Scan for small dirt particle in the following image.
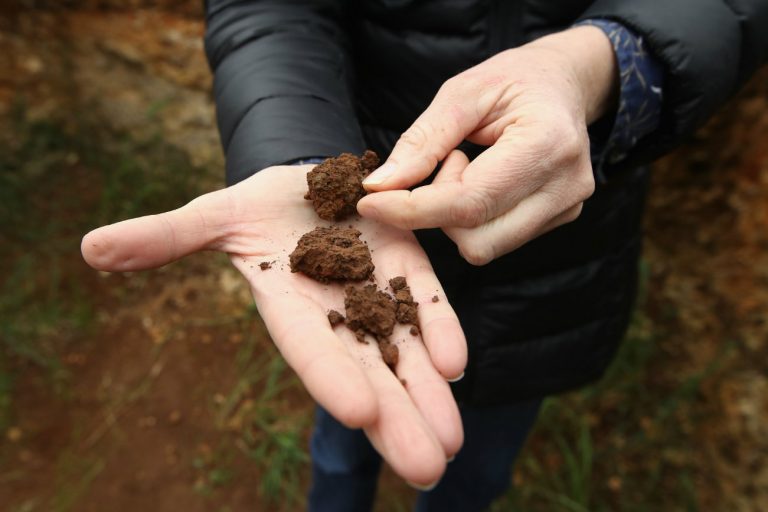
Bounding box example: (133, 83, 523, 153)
(431, 295, 439, 303)
(379, 340, 399, 367)
(327, 310, 345, 326)
(409, 325, 420, 336)
(259, 261, 272, 271)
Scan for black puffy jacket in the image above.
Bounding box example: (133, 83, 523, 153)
(204, 0, 768, 405)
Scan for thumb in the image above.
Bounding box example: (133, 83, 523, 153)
(363, 82, 481, 191)
(81, 190, 230, 272)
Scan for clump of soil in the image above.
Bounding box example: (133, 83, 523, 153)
(344, 284, 396, 340)
(390, 276, 418, 325)
(289, 227, 374, 282)
(431, 295, 439, 303)
(259, 261, 272, 271)
(304, 150, 380, 221)
(344, 284, 399, 367)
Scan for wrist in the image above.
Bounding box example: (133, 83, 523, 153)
(528, 25, 619, 124)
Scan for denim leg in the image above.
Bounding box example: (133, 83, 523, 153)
(308, 406, 382, 512)
(415, 399, 543, 512)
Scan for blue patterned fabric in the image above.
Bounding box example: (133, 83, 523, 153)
(577, 19, 664, 179)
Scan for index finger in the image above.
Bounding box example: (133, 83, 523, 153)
(357, 139, 540, 230)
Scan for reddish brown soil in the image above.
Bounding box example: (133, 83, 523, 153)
(304, 151, 379, 221)
(379, 340, 399, 367)
(289, 227, 374, 283)
(390, 276, 418, 325)
(258, 261, 272, 271)
(344, 284, 396, 340)
(327, 310, 345, 326)
(344, 284, 399, 366)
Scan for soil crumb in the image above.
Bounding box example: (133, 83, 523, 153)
(344, 284, 396, 339)
(431, 295, 439, 303)
(344, 284, 400, 366)
(304, 150, 380, 221)
(409, 325, 420, 336)
(289, 227, 374, 283)
(259, 261, 272, 271)
(380, 340, 399, 367)
(390, 276, 418, 325)
(327, 310, 345, 326)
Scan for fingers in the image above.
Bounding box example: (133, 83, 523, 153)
(361, 358, 448, 487)
(358, 142, 533, 231)
(81, 190, 232, 272)
(444, 191, 585, 266)
(405, 263, 467, 380)
(345, 324, 457, 486)
(362, 81, 482, 192)
(253, 283, 379, 429)
(393, 324, 464, 458)
(432, 149, 470, 185)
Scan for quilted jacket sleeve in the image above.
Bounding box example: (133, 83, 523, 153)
(204, 0, 365, 185)
(578, 0, 768, 167)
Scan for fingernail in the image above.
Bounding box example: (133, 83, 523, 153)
(362, 162, 397, 186)
(407, 479, 439, 492)
(447, 371, 464, 383)
(447, 455, 456, 463)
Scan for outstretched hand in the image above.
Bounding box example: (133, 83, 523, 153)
(81, 164, 467, 487)
(358, 26, 618, 265)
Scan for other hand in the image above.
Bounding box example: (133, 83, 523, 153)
(357, 26, 618, 265)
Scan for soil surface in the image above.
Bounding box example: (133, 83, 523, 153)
(289, 227, 374, 283)
(304, 150, 379, 221)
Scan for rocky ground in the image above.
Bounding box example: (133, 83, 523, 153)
(1, 3, 766, 511)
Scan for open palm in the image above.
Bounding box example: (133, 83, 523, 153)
(81, 164, 467, 486)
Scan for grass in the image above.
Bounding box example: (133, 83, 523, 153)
(214, 313, 310, 507)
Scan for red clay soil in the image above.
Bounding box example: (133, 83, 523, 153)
(389, 276, 419, 325)
(288, 227, 374, 283)
(304, 150, 379, 221)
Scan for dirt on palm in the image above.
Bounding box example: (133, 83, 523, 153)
(288, 227, 374, 282)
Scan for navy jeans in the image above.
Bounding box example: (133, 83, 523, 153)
(308, 399, 543, 512)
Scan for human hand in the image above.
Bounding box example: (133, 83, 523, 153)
(357, 26, 618, 265)
(81, 165, 466, 487)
